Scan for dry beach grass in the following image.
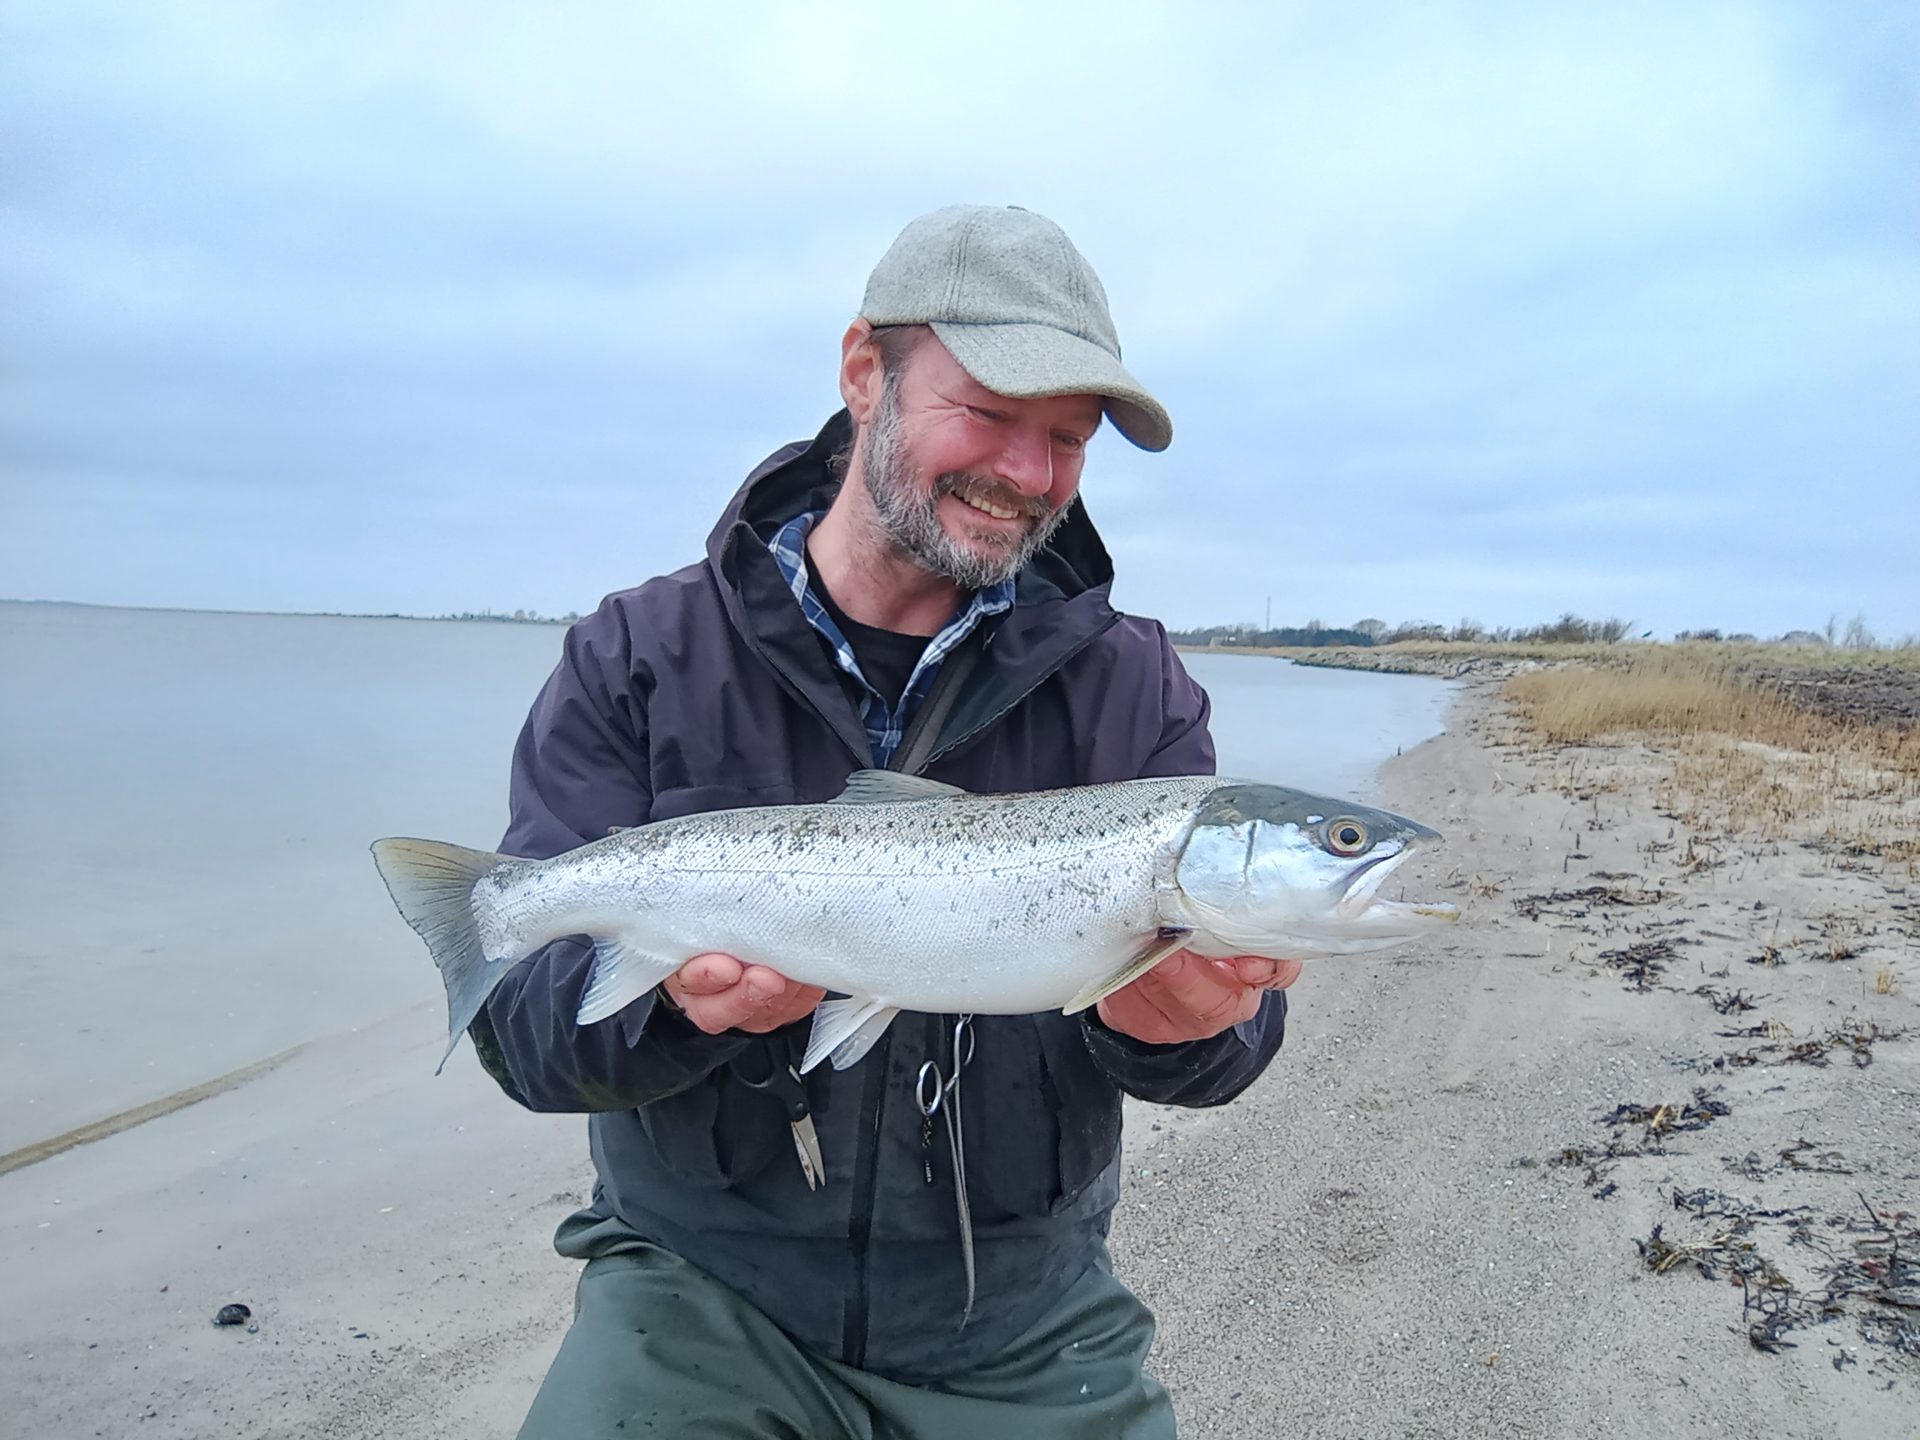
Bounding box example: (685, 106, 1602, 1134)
(1505, 653, 1920, 869)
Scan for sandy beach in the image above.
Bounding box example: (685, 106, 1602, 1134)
(1121, 680, 1916, 1437)
(5, 679, 1915, 1438)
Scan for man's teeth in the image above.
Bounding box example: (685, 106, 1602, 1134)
(958, 493, 1020, 520)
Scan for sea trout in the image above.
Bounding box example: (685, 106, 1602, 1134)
(372, 770, 1458, 1074)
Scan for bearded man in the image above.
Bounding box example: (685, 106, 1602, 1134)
(474, 205, 1297, 1438)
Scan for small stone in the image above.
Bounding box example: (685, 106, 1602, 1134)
(212, 1303, 251, 1327)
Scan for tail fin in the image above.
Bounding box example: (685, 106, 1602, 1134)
(370, 838, 510, 1072)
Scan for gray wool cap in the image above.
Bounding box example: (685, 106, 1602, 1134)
(859, 204, 1172, 452)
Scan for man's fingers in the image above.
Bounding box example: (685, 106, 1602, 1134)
(1144, 951, 1252, 1028)
(1214, 956, 1276, 986)
(735, 979, 828, 1034)
(674, 952, 746, 995)
(1096, 961, 1257, 1045)
(1094, 986, 1168, 1044)
(737, 965, 800, 1012)
(1211, 955, 1304, 990)
(667, 956, 824, 1035)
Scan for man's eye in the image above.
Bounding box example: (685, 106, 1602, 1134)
(1054, 433, 1087, 452)
(967, 406, 1007, 423)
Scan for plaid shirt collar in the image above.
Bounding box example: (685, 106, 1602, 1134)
(767, 509, 1013, 769)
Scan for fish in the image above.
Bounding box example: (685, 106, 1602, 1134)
(371, 770, 1458, 1075)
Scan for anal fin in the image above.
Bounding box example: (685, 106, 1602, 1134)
(1062, 930, 1193, 1015)
(801, 995, 901, 1073)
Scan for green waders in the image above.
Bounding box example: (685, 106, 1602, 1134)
(516, 1227, 1174, 1440)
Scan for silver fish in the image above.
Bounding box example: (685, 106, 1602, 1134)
(371, 770, 1458, 1074)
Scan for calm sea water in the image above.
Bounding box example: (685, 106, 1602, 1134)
(0, 604, 1453, 1152)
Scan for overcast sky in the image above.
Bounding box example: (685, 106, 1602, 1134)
(4, 1, 1915, 639)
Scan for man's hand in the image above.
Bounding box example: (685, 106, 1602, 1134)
(660, 953, 826, 1035)
(1095, 951, 1302, 1046)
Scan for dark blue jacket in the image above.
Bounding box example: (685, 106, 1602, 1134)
(471, 411, 1287, 1382)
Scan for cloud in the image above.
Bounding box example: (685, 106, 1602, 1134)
(3, 0, 1915, 637)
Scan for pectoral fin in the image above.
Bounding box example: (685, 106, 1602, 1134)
(1061, 930, 1193, 1015)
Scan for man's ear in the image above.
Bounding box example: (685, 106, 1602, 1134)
(838, 320, 883, 424)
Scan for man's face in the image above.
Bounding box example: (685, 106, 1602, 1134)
(858, 335, 1102, 590)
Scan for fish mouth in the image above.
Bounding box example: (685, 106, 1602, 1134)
(1335, 841, 1459, 925)
(1338, 843, 1409, 910)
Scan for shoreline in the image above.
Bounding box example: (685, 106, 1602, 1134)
(1192, 644, 1551, 679)
(0, 597, 575, 627)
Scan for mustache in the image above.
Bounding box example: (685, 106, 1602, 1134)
(932, 472, 1054, 521)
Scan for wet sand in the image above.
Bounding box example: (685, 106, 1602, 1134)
(5, 682, 1915, 1437)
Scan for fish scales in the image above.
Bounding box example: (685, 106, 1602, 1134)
(480, 777, 1220, 1016)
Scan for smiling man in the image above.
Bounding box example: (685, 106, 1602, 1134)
(475, 205, 1297, 1438)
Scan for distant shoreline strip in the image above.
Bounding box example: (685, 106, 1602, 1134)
(0, 1043, 308, 1178)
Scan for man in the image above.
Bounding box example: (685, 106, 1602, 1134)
(473, 205, 1298, 1438)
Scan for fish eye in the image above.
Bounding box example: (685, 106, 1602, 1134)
(1326, 818, 1369, 855)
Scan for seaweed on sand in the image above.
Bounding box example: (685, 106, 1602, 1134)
(1511, 883, 1669, 921)
(1689, 1015, 1909, 1073)
(1597, 938, 1682, 990)
(1640, 1189, 1920, 1358)
(1693, 985, 1765, 1014)
(1723, 1140, 1855, 1180)
(1601, 1090, 1731, 1139)
(1782, 1018, 1912, 1069)
(1551, 1088, 1732, 1194)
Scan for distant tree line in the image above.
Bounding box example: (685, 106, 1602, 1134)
(1170, 622, 1382, 648)
(1171, 611, 1906, 649)
(1169, 613, 1639, 648)
(1681, 614, 1898, 649)
(434, 608, 581, 625)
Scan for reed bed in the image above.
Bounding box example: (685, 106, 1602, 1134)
(1242, 639, 1920, 676)
(1506, 652, 1803, 744)
(1442, 639, 1919, 672)
(1503, 653, 1920, 865)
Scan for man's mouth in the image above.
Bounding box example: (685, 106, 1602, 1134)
(937, 476, 1046, 528)
(954, 491, 1024, 522)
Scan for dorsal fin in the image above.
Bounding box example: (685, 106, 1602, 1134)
(831, 770, 968, 805)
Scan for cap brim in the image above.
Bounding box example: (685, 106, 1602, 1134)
(930, 320, 1173, 452)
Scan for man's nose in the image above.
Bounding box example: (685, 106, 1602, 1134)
(991, 423, 1054, 498)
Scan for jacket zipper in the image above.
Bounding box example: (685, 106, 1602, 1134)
(842, 1027, 894, 1367)
(836, 616, 1116, 1366)
(925, 613, 1121, 767)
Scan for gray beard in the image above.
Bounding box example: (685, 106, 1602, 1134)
(859, 373, 1070, 591)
